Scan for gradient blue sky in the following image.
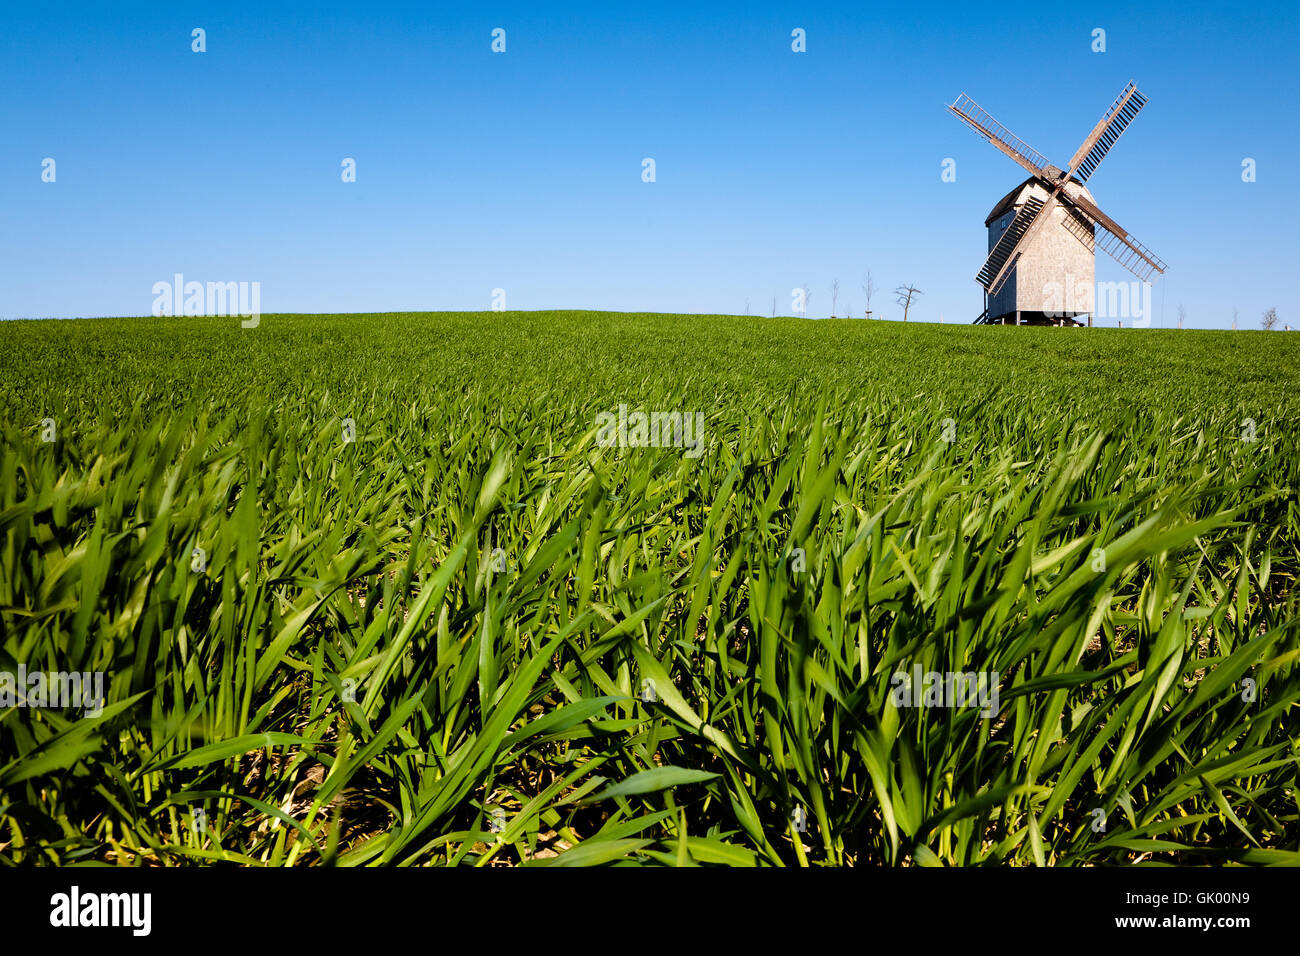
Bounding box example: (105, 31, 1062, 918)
(3, 1, 1297, 327)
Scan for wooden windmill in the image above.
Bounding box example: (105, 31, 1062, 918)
(948, 81, 1167, 325)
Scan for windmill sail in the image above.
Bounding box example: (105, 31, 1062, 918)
(977, 196, 1046, 291)
(1093, 222, 1166, 282)
(948, 94, 1050, 179)
(1069, 82, 1147, 183)
(1065, 191, 1167, 281)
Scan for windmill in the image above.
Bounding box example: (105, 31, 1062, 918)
(948, 81, 1167, 326)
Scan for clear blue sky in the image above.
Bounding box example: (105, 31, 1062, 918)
(3, 1, 1296, 327)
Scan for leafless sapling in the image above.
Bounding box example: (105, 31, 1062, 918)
(895, 283, 923, 322)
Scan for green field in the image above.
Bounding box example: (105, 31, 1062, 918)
(1, 311, 1298, 866)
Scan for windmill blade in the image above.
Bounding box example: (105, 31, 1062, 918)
(1093, 221, 1167, 282)
(948, 93, 1051, 179)
(1064, 191, 1167, 281)
(977, 194, 1054, 294)
(1067, 81, 1147, 183)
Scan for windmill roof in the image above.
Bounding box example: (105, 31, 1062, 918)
(984, 175, 1088, 226)
(985, 179, 1035, 225)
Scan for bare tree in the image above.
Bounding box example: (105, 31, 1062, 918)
(831, 279, 839, 319)
(1262, 307, 1279, 330)
(895, 283, 923, 322)
(861, 270, 876, 318)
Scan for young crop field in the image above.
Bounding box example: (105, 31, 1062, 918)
(1, 311, 1298, 866)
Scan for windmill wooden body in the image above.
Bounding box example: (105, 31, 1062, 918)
(948, 81, 1167, 326)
